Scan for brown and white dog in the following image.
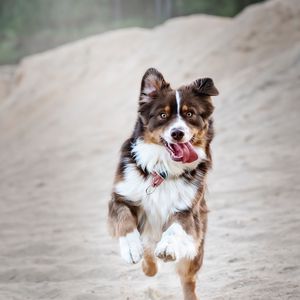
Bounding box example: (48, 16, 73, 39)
(108, 68, 218, 300)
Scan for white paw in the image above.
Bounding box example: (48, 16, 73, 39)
(154, 235, 177, 262)
(155, 223, 197, 262)
(119, 229, 143, 264)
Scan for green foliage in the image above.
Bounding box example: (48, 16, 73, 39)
(174, 0, 263, 17)
(0, 0, 264, 65)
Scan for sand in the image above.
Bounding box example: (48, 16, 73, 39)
(0, 0, 300, 299)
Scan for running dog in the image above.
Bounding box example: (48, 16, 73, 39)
(108, 68, 218, 300)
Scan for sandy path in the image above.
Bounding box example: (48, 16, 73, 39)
(0, 0, 300, 299)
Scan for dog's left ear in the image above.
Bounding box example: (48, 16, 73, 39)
(192, 78, 219, 96)
(139, 68, 170, 104)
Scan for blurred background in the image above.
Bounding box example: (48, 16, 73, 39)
(1, 0, 300, 299)
(0, 0, 263, 64)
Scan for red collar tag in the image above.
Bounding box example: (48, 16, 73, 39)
(151, 172, 164, 187)
(146, 171, 168, 195)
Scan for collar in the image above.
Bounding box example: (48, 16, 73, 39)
(151, 171, 168, 187)
(145, 170, 168, 195)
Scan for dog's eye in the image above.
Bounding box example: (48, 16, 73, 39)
(160, 113, 167, 119)
(186, 112, 193, 118)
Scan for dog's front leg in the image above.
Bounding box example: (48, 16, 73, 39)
(155, 212, 203, 300)
(154, 213, 197, 262)
(108, 193, 143, 264)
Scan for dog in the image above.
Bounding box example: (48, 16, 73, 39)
(108, 68, 218, 300)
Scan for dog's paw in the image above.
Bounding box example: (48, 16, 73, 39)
(119, 229, 143, 264)
(154, 223, 197, 262)
(154, 237, 177, 262)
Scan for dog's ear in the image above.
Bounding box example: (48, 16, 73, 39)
(192, 78, 219, 96)
(139, 68, 170, 104)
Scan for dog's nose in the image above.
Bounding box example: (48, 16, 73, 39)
(171, 129, 185, 141)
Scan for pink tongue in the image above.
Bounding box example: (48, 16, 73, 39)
(170, 142, 198, 163)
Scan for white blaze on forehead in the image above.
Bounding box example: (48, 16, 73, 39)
(161, 90, 192, 143)
(176, 90, 181, 116)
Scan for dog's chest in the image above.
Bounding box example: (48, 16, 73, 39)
(141, 178, 197, 238)
(115, 164, 197, 239)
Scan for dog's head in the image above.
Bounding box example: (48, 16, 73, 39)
(138, 68, 218, 163)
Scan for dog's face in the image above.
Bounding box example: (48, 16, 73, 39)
(138, 68, 218, 163)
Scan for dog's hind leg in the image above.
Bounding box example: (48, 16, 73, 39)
(142, 247, 158, 277)
(176, 246, 204, 300)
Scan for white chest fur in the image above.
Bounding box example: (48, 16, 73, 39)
(115, 140, 205, 241)
(115, 164, 197, 238)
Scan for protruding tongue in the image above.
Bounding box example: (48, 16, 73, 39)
(167, 142, 198, 163)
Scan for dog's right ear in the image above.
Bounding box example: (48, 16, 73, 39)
(139, 68, 170, 104)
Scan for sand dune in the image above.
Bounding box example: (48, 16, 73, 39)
(0, 0, 300, 299)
